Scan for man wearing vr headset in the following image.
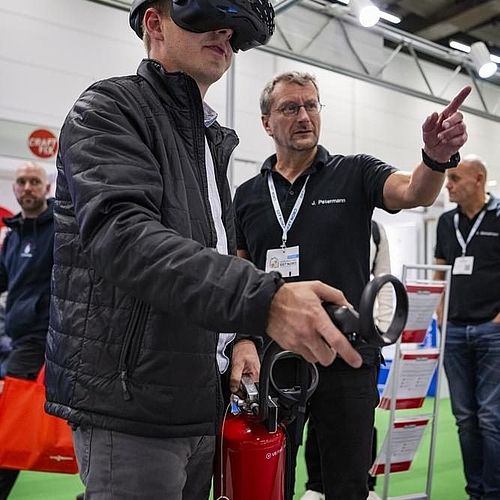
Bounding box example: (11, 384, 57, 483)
(44, 1, 363, 499)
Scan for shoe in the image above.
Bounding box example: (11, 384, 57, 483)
(367, 492, 382, 500)
(76, 494, 85, 500)
(300, 490, 325, 500)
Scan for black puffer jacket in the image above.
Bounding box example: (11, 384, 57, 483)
(45, 59, 282, 438)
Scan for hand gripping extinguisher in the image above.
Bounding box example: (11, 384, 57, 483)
(215, 274, 408, 500)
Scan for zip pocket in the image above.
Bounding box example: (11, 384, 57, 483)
(118, 298, 149, 400)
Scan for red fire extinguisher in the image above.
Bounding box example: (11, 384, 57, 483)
(215, 412, 286, 500)
(216, 274, 409, 500)
(215, 343, 318, 500)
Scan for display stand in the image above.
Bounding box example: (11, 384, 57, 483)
(377, 264, 452, 500)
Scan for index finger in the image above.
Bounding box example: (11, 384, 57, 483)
(442, 85, 472, 118)
(229, 364, 244, 393)
(314, 282, 350, 307)
(318, 309, 362, 368)
(330, 332, 363, 368)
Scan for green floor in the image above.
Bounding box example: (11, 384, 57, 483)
(9, 398, 466, 500)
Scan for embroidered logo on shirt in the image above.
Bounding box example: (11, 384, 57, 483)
(311, 198, 346, 206)
(20, 243, 33, 258)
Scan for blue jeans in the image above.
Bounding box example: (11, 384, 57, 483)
(444, 320, 500, 500)
(73, 426, 215, 500)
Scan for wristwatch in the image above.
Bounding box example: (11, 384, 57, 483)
(422, 149, 460, 173)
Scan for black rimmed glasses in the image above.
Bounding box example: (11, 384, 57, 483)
(274, 101, 324, 116)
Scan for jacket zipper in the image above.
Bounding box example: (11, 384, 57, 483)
(118, 299, 149, 401)
(208, 134, 238, 235)
(185, 74, 217, 248)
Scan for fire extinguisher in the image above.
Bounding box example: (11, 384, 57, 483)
(215, 274, 408, 500)
(215, 340, 318, 500)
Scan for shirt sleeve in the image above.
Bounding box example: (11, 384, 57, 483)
(355, 154, 399, 212)
(434, 216, 446, 260)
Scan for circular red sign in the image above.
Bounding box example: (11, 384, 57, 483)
(28, 129, 58, 159)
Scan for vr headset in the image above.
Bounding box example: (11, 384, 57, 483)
(129, 0, 275, 52)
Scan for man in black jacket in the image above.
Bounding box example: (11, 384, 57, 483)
(0, 161, 53, 499)
(44, 1, 362, 499)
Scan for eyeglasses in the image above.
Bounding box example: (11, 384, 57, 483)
(274, 101, 324, 116)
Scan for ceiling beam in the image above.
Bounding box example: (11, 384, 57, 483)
(415, 0, 500, 41)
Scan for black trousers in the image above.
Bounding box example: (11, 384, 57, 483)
(305, 421, 378, 493)
(292, 363, 378, 500)
(0, 340, 45, 499)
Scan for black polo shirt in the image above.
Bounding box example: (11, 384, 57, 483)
(234, 145, 397, 313)
(434, 194, 500, 324)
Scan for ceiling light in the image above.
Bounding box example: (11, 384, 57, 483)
(449, 40, 471, 53)
(470, 42, 497, 78)
(379, 11, 400, 24)
(449, 40, 500, 78)
(336, 0, 398, 24)
(350, 0, 380, 27)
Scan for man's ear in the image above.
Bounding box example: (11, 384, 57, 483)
(143, 7, 164, 42)
(261, 115, 273, 137)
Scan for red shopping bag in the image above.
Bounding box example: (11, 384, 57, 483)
(0, 368, 78, 473)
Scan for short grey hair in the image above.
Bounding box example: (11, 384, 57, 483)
(260, 72, 320, 115)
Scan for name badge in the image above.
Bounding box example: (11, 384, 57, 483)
(452, 256, 474, 275)
(265, 245, 300, 277)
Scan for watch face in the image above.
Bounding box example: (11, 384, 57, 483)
(448, 152, 461, 168)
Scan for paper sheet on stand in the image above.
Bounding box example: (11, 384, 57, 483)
(403, 283, 444, 343)
(371, 415, 430, 475)
(379, 349, 439, 409)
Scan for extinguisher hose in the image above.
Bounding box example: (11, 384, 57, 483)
(293, 360, 309, 446)
(216, 403, 232, 500)
(284, 425, 294, 500)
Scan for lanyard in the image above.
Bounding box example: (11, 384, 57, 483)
(453, 209, 486, 256)
(267, 172, 310, 248)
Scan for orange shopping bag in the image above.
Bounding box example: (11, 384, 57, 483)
(0, 368, 78, 473)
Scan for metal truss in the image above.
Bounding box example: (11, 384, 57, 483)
(265, 0, 500, 122)
(87, 0, 500, 122)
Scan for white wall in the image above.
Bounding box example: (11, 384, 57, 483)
(1, 0, 500, 266)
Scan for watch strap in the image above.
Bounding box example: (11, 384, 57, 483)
(422, 149, 460, 173)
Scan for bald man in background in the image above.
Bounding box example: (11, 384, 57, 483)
(434, 155, 500, 500)
(0, 162, 54, 498)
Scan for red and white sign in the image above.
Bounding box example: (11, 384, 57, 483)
(28, 129, 58, 159)
(370, 416, 430, 475)
(402, 283, 444, 343)
(379, 349, 439, 410)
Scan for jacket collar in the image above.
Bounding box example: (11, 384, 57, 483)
(137, 59, 238, 158)
(137, 59, 203, 112)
